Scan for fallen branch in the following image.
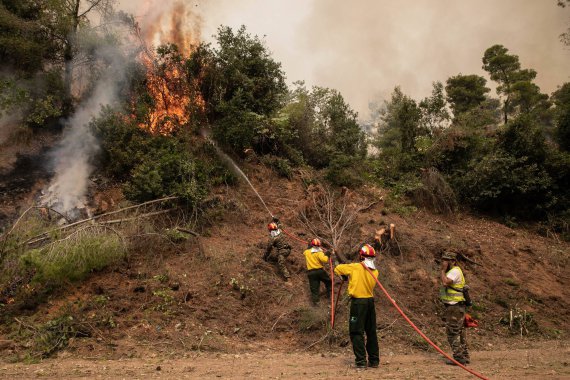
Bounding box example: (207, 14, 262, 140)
(23, 208, 175, 248)
(304, 331, 331, 350)
(174, 227, 199, 237)
(21, 196, 179, 247)
(271, 311, 291, 331)
(99, 208, 176, 225)
(358, 201, 378, 213)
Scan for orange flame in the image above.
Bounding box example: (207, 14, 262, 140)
(139, 54, 190, 134)
(135, 1, 205, 135)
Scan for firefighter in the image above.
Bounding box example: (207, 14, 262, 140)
(439, 251, 470, 365)
(263, 218, 292, 286)
(334, 244, 379, 370)
(303, 238, 331, 305)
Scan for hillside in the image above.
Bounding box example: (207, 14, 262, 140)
(1, 146, 569, 379)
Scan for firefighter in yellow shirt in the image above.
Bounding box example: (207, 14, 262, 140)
(303, 238, 331, 305)
(334, 244, 379, 370)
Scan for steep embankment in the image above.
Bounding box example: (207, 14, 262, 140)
(0, 156, 569, 363)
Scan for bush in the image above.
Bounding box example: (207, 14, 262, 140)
(412, 168, 457, 214)
(260, 155, 293, 179)
(455, 151, 554, 218)
(22, 233, 126, 286)
(325, 154, 365, 187)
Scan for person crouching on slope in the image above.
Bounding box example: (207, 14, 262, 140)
(334, 244, 379, 370)
(263, 218, 292, 286)
(303, 238, 331, 305)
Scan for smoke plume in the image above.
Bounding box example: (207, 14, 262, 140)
(43, 45, 128, 215)
(119, 0, 570, 119)
(121, 0, 203, 55)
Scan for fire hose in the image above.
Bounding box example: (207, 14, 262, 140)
(360, 262, 490, 380)
(281, 229, 488, 378)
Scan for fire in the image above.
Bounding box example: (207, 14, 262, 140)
(134, 1, 205, 135)
(140, 53, 188, 134)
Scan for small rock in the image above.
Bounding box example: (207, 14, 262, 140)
(156, 366, 161, 371)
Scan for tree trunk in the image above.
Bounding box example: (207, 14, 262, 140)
(63, 0, 81, 114)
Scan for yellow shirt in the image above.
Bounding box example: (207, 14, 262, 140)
(303, 248, 329, 270)
(334, 263, 378, 298)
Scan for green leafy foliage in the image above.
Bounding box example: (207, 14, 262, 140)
(281, 83, 366, 170)
(455, 151, 554, 218)
(445, 74, 490, 116)
(93, 109, 234, 205)
(187, 26, 287, 155)
(552, 83, 570, 151)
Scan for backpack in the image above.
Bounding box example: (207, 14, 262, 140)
(450, 284, 472, 307)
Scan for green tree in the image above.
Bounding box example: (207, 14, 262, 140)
(187, 26, 287, 153)
(482, 44, 549, 123)
(43, 0, 116, 110)
(445, 74, 490, 117)
(377, 86, 422, 155)
(552, 82, 570, 151)
(419, 81, 450, 132)
(281, 83, 365, 169)
(0, 1, 58, 74)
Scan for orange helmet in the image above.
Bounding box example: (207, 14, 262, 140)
(310, 238, 321, 247)
(267, 222, 278, 231)
(359, 244, 376, 258)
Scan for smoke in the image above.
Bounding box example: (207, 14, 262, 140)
(120, 0, 203, 55)
(119, 0, 570, 119)
(283, 0, 570, 118)
(42, 45, 129, 215)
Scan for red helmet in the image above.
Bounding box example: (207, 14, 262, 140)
(267, 222, 278, 231)
(310, 238, 321, 247)
(359, 244, 376, 258)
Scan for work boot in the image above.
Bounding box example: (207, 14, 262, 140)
(368, 362, 379, 368)
(445, 358, 467, 366)
(354, 364, 366, 371)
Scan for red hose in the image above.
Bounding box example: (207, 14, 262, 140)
(329, 257, 335, 327)
(281, 228, 309, 245)
(360, 263, 490, 380)
(332, 280, 344, 329)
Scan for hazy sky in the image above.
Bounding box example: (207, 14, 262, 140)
(120, 0, 570, 119)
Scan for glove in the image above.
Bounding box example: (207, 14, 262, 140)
(272, 216, 280, 223)
(341, 275, 349, 281)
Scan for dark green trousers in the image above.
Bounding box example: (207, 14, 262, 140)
(349, 297, 379, 367)
(307, 269, 331, 304)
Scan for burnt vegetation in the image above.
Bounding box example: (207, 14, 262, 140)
(0, 0, 569, 362)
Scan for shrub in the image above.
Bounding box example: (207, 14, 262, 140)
(325, 154, 365, 187)
(22, 233, 126, 286)
(260, 155, 293, 179)
(455, 151, 554, 218)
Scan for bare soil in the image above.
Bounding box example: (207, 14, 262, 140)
(1, 142, 569, 379)
(0, 340, 568, 379)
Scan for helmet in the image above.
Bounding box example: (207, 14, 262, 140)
(310, 238, 321, 247)
(267, 222, 278, 231)
(359, 244, 376, 258)
(441, 251, 457, 260)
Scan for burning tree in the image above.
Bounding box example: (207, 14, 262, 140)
(137, 44, 205, 135)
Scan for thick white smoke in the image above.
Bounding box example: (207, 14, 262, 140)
(42, 45, 128, 215)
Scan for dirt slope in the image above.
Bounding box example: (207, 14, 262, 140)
(0, 155, 569, 376)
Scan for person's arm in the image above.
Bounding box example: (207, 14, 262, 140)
(318, 251, 330, 264)
(440, 261, 453, 286)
